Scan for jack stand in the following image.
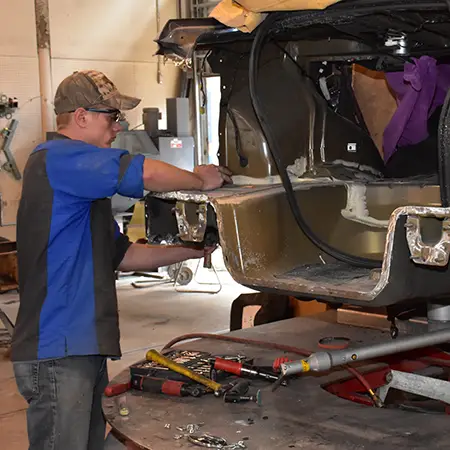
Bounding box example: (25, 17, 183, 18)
(0, 307, 14, 347)
(174, 258, 222, 294)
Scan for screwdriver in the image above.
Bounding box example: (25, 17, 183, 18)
(131, 375, 206, 397)
(212, 357, 280, 382)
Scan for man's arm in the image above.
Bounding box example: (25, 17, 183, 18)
(143, 160, 232, 192)
(117, 243, 212, 272)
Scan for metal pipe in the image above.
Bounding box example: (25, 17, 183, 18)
(428, 302, 450, 322)
(177, 0, 189, 18)
(281, 327, 450, 376)
(34, 0, 55, 139)
(155, 0, 163, 85)
(192, 52, 204, 166)
(428, 302, 450, 331)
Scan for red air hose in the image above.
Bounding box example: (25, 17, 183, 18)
(162, 333, 381, 407)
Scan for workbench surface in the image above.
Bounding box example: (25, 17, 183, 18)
(103, 314, 450, 449)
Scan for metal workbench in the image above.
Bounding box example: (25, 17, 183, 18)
(103, 313, 450, 449)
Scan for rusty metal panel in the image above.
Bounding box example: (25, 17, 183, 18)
(148, 180, 446, 306)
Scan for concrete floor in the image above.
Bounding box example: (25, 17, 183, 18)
(0, 260, 253, 449)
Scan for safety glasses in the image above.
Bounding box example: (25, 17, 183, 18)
(85, 108, 126, 123)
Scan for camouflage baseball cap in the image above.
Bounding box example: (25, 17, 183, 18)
(54, 70, 141, 115)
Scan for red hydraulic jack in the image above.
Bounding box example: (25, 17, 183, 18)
(323, 347, 450, 413)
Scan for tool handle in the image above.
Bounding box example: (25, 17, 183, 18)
(214, 357, 242, 376)
(229, 379, 251, 396)
(133, 376, 186, 396)
(104, 381, 131, 397)
(161, 380, 186, 396)
(146, 349, 222, 392)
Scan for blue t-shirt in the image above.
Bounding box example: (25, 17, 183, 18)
(12, 135, 145, 361)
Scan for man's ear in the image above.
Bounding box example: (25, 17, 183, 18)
(73, 108, 89, 128)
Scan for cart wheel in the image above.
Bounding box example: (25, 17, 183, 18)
(167, 263, 181, 280)
(176, 267, 193, 286)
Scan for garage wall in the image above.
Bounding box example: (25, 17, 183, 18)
(49, 0, 181, 129)
(0, 0, 181, 240)
(0, 0, 41, 240)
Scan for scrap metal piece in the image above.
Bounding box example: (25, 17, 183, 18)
(378, 370, 450, 404)
(175, 202, 207, 242)
(223, 442, 247, 450)
(188, 434, 228, 448)
(405, 215, 450, 266)
(176, 423, 204, 435)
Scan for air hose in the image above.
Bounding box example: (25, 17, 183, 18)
(162, 332, 381, 407)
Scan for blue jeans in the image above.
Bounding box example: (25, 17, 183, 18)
(14, 355, 109, 450)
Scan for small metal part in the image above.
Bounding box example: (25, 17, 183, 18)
(405, 215, 450, 266)
(164, 423, 171, 429)
(188, 434, 246, 449)
(188, 434, 228, 448)
(117, 396, 129, 417)
(176, 423, 204, 435)
(174, 201, 207, 242)
(223, 442, 247, 450)
(390, 321, 399, 339)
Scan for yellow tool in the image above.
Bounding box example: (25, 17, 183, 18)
(145, 349, 223, 394)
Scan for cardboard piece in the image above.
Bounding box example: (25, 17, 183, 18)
(210, 0, 340, 32)
(238, 0, 340, 11)
(352, 65, 397, 156)
(210, 0, 266, 33)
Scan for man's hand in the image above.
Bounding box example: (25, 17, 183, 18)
(117, 243, 219, 272)
(194, 165, 233, 191)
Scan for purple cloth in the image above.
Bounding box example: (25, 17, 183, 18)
(383, 56, 450, 162)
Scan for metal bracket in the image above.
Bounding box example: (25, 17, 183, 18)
(175, 202, 207, 242)
(405, 215, 450, 266)
(0, 94, 18, 120)
(1, 119, 21, 180)
(378, 369, 450, 404)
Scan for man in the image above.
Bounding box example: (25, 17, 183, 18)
(11, 70, 232, 450)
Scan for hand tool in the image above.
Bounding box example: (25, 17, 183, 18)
(131, 375, 206, 397)
(212, 357, 280, 382)
(223, 379, 262, 405)
(104, 381, 131, 397)
(146, 349, 226, 396)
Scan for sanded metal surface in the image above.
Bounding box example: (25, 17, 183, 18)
(103, 315, 450, 449)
